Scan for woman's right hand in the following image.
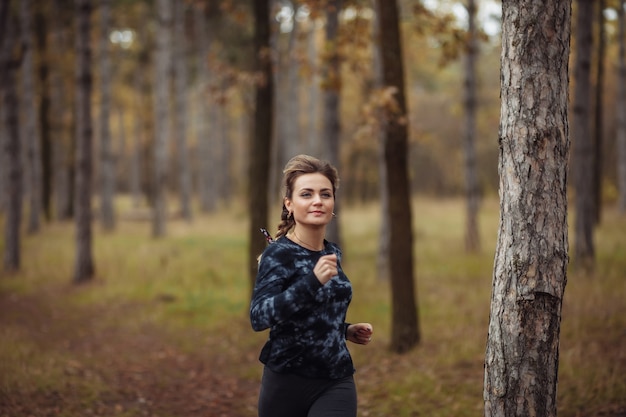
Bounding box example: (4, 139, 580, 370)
(313, 254, 338, 285)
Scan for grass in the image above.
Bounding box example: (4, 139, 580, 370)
(1, 196, 625, 416)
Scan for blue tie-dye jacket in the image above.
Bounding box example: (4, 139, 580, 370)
(250, 236, 355, 379)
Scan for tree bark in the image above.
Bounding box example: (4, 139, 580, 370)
(99, 0, 115, 231)
(152, 0, 173, 237)
(483, 1, 571, 416)
(248, 0, 273, 286)
(73, 0, 95, 283)
(375, 0, 420, 353)
(573, 0, 595, 266)
(463, 0, 480, 253)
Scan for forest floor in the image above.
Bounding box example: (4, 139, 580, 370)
(0, 284, 260, 417)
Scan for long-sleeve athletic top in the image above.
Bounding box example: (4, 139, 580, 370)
(250, 236, 355, 379)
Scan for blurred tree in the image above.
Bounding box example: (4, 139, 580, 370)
(248, 0, 274, 286)
(573, 0, 595, 267)
(1, 0, 23, 273)
(463, 0, 480, 253)
(21, 0, 42, 234)
(173, 0, 192, 221)
(73, 0, 95, 283)
(593, 0, 606, 224)
(321, 0, 342, 246)
(618, 0, 626, 213)
(483, 1, 570, 415)
(375, 0, 420, 354)
(151, 0, 173, 237)
(99, 0, 116, 231)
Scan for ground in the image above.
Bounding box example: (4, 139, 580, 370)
(0, 286, 260, 417)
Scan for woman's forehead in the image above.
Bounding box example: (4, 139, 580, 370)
(293, 173, 332, 190)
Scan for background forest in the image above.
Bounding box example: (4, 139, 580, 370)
(1, 0, 625, 416)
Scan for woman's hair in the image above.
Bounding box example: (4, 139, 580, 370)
(275, 154, 339, 239)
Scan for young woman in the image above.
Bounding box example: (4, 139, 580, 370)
(250, 154, 373, 417)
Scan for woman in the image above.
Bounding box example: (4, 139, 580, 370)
(250, 154, 373, 417)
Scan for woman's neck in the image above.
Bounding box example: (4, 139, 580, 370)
(289, 226, 325, 251)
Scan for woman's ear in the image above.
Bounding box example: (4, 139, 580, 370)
(284, 197, 292, 214)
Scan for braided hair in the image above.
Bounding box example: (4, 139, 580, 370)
(275, 155, 339, 239)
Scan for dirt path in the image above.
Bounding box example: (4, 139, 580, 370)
(0, 287, 260, 417)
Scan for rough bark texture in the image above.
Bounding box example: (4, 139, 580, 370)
(247, 0, 273, 286)
(375, 0, 420, 353)
(483, 1, 571, 416)
(572, 0, 595, 265)
(618, 0, 626, 213)
(73, 0, 95, 283)
(152, 0, 172, 237)
(463, 0, 480, 253)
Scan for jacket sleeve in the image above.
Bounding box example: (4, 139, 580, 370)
(250, 246, 322, 331)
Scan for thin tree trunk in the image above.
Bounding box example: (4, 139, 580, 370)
(248, 0, 273, 286)
(99, 0, 115, 230)
(483, 1, 571, 415)
(21, 0, 41, 234)
(375, 0, 420, 353)
(463, 0, 480, 253)
(573, 0, 595, 267)
(618, 0, 626, 213)
(2, 5, 23, 273)
(593, 0, 605, 224)
(73, 0, 95, 283)
(152, 0, 173, 237)
(173, 0, 192, 221)
(306, 21, 320, 155)
(321, 0, 342, 246)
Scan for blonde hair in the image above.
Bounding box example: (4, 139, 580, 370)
(275, 155, 339, 239)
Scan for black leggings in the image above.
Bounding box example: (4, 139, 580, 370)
(258, 367, 357, 417)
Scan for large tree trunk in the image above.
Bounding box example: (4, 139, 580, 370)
(73, 0, 95, 283)
(375, 0, 420, 354)
(151, 0, 173, 237)
(248, 0, 273, 286)
(2, 3, 23, 273)
(463, 0, 480, 253)
(21, 0, 41, 234)
(617, 0, 626, 214)
(99, 0, 115, 231)
(573, 0, 595, 266)
(321, 0, 342, 247)
(173, 0, 192, 221)
(483, 1, 571, 416)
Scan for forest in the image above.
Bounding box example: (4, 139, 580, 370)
(1, 0, 625, 416)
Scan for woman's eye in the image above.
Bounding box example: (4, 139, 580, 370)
(322, 193, 332, 198)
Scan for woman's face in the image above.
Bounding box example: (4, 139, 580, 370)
(285, 172, 334, 229)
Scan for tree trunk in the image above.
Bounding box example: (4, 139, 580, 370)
(2, 4, 23, 273)
(463, 0, 480, 253)
(375, 0, 420, 353)
(618, 0, 626, 214)
(483, 1, 571, 416)
(73, 0, 95, 283)
(321, 0, 342, 247)
(573, 0, 595, 267)
(99, 0, 115, 231)
(593, 0, 605, 224)
(248, 0, 273, 286)
(35, 6, 52, 223)
(173, 0, 192, 221)
(152, 0, 173, 237)
(21, 0, 41, 234)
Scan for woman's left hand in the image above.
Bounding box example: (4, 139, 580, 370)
(347, 323, 373, 345)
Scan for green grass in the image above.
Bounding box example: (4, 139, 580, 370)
(1, 197, 625, 416)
